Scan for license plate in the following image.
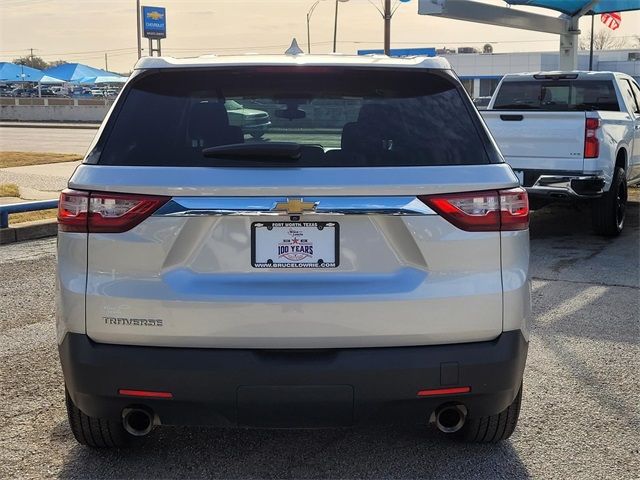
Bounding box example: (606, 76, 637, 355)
(514, 170, 524, 185)
(252, 222, 339, 268)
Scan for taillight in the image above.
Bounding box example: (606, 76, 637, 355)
(584, 118, 600, 158)
(58, 189, 169, 233)
(419, 187, 529, 232)
(58, 190, 89, 232)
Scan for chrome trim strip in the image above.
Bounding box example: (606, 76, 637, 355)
(154, 196, 435, 216)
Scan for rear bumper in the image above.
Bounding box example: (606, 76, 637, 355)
(517, 169, 605, 199)
(60, 330, 528, 428)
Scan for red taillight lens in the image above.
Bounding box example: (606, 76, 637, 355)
(420, 187, 529, 232)
(421, 190, 501, 231)
(499, 187, 529, 231)
(58, 190, 168, 233)
(58, 190, 89, 232)
(584, 118, 600, 159)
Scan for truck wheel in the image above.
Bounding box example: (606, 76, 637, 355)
(458, 384, 522, 443)
(592, 167, 627, 237)
(65, 388, 132, 448)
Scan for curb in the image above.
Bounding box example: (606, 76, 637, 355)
(0, 122, 100, 130)
(0, 219, 57, 245)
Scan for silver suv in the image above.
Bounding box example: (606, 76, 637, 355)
(57, 54, 530, 448)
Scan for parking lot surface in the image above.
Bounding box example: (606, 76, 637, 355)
(1, 199, 638, 479)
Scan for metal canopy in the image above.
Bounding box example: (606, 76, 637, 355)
(44, 63, 122, 83)
(418, 0, 640, 70)
(505, 0, 640, 15)
(0, 62, 64, 84)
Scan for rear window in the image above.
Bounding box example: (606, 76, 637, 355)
(493, 80, 619, 111)
(97, 67, 491, 167)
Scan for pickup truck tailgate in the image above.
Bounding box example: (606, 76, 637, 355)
(482, 111, 587, 170)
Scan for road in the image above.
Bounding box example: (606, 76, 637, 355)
(0, 126, 98, 155)
(1, 200, 639, 479)
(0, 126, 340, 156)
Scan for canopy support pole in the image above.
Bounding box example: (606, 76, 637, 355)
(589, 14, 595, 71)
(559, 16, 580, 70)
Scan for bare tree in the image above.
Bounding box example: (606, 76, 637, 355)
(580, 29, 629, 50)
(483, 43, 494, 54)
(12, 55, 48, 70)
(12, 56, 67, 70)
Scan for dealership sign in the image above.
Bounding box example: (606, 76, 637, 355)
(143, 6, 166, 39)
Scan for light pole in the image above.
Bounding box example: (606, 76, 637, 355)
(369, 0, 411, 55)
(307, 0, 322, 54)
(136, 0, 142, 59)
(333, 0, 349, 53)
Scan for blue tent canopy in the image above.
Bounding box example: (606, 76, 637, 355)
(505, 0, 640, 15)
(44, 63, 123, 83)
(0, 62, 64, 83)
(77, 75, 127, 85)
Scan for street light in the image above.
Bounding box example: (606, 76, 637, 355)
(368, 0, 411, 55)
(306, 0, 323, 54)
(333, 0, 350, 53)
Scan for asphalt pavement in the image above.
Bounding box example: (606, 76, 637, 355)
(0, 199, 638, 479)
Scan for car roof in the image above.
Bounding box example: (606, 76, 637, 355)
(134, 54, 451, 71)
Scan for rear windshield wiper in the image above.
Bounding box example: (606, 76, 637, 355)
(202, 142, 301, 161)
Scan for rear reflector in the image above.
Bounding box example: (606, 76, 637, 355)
(118, 389, 173, 399)
(58, 190, 169, 233)
(417, 386, 471, 397)
(419, 187, 529, 232)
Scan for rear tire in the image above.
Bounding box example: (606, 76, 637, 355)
(65, 388, 132, 448)
(592, 167, 627, 237)
(458, 384, 522, 443)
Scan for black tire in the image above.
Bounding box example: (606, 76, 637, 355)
(592, 166, 627, 237)
(458, 384, 522, 443)
(65, 388, 132, 448)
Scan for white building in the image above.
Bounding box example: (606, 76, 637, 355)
(441, 49, 640, 98)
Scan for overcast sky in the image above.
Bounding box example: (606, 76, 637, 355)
(0, 0, 638, 73)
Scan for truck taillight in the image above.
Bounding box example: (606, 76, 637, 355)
(584, 118, 600, 159)
(419, 187, 529, 232)
(58, 190, 169, 233)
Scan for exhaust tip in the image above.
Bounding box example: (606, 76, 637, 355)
(122, 407, 154, 437)
(434, 404, 467, 434)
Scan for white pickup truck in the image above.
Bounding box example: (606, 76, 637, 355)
(482, 71, 640, 236)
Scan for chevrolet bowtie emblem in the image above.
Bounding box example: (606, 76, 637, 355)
(273, 198, 317, 214)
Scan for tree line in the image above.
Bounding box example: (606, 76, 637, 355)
(12, 55, 67, 70)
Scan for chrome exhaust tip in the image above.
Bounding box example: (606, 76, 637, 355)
(434, 404, 467, 434)
(122, 407, 154, 437)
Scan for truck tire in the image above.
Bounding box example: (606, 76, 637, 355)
(459, 384, 522, 443)
(65, 388, 132, 448)
(592, 166, 627, 236)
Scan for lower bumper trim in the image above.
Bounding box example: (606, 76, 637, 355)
(60, 331, 528, 427)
